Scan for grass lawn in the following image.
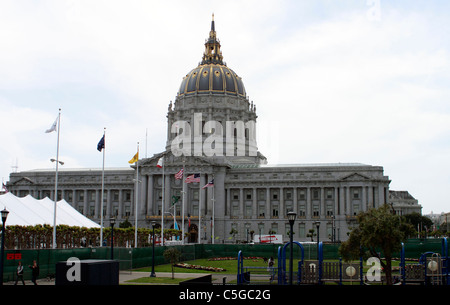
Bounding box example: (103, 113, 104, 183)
(133, 257, 403, 285)
(135, 257, 265, 274)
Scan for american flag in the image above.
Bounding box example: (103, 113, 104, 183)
(174, 168, 184, 180)
(202, 179, 214, 189)
(185, 173, 200, 183)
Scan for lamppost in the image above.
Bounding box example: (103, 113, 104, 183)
(314, 221, 321, 259)
(0, 208, 9, 285)
(110, 217, 115, 260)
(287, 211, 297, 285)
(150, 221, 156, 277)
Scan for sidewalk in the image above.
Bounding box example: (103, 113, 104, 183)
(4, 271, 234, 285)
(119, 271, 233, 284)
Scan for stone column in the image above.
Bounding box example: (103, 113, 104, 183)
(141, 175, 148, 214)
(279, 187, 284, 218)
(147, 175, 154, 215)
(334, 187, 339, 216)
(83, 190, 88, 216)
(346, 187, 351, 215)
(339, 186, 345, 215)
(306, 187, 312, 218)
(320, 187, 325, 218)
(265, 188, 270, 219)
(252, 188, 257, 218)
(293, 188, 298, 214)
(118, 189, 123, 218)
(362, 186, 367, 212)
(239, 188, 244, 217)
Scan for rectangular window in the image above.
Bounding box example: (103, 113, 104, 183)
(312, 189, 320, 200)
(245, 190, 252, 200)
(272, 204, 279, 217)
(313, 204, 319, 217)
(326, 189, 333, 199)
(299, 223, 306, 238)
(271, 190, 278, 200)
(353, 189, 360, 199)
(258, 189, 266, 200)
(298, 204, 306, 217)
(245, 203, 252, 217)
(258, 202, 265, 217)
(298, 190, 306, 200)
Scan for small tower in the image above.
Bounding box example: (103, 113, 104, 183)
(201, 14, 223, 65)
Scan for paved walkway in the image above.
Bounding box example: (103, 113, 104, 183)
(4, 271, 234, 285)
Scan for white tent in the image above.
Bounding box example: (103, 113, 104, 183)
(0, 192, 100, 228)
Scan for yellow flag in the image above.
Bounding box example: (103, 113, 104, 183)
(128, 152, 139, 164)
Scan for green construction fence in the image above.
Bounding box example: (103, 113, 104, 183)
(1, 238, 444, 283)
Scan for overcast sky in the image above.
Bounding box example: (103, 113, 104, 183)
(1, 1, 449, 214)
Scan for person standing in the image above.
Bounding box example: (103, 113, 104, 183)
(29, 260, 39, 285)
(14, 261, 25, 285)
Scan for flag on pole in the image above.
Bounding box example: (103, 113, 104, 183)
(202, 179, 214, 189)
(185, 173, 200, 183)
(171, 195, 180, 206)
(156, 157, 163, 168)
(174, 168, 184, 180)
(128, 151, 139, 164)
(1, 183, 8, 193)
(45, 117, 58, 133)
(97, 135, 105, 152)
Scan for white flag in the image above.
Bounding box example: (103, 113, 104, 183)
(45, 117, 58, 133)
(156, 157, 163, 168)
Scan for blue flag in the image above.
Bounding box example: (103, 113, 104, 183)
(97, 135, 105, 152)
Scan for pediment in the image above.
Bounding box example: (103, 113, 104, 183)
(340, 173, 370, 181)
(138, 150, 229, 174)
(10, 177, 35, 186)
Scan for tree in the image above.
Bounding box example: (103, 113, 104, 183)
(339, 204, 415, 285)
(229, 228, 238, 243)
(163, 247, 182, 279)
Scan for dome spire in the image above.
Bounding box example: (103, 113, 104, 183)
(201, 14, 223, 65)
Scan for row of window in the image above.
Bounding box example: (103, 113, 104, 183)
(230, 202, 345, 218)
(229, 187, 363, 201)
(31, 189, 134, 203)
(232, 222, 336, 239)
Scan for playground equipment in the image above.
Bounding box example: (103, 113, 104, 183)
(237, 250, 278, 284)
(277, 241, 305, 285)
(237, 242, 363, 285)
(400, 237, 449, 285)
(238, 237, 449, 285)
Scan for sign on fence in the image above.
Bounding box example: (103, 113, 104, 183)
(253, 235, 283, 244)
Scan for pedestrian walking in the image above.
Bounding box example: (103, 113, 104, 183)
(29, 260, 39, 285)
(14, 261, 25, 285)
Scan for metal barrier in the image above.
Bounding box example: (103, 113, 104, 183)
(401, 237, 449, 285)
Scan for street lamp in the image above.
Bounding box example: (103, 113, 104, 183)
(314, 221, 321, 259)
(0, 208, 9, 285)
(50, 158, 64, 165)
(150, 221, 156, 277)
(110, 217, 116, 260)
(287, 211, 297, 285)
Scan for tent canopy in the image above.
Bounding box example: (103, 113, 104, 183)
(0, 192, 100, 228)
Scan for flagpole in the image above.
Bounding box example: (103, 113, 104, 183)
(100, 128, 106, 246)
(52, 108, 61, 249)
(198, 171, 202, 244)
(212, 179, 215, 245)
(181, 158, 186, 245)
(161, 156, 165, 246)
(135, 142, 139, 248)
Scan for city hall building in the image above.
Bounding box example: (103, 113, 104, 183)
(7, 17, 413, 243)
